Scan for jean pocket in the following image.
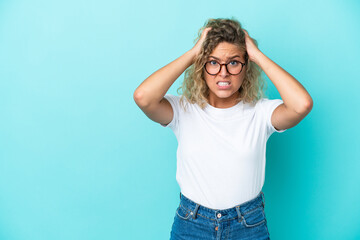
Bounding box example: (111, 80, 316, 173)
(242, 206, 266, 228)
(176, 204, 192, 220)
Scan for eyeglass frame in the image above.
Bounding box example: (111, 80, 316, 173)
(203, 59, 246, 76)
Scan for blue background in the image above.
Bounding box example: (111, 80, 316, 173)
(1, 0, 359, 239)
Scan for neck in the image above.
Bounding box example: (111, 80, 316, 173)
(207, 92, 241, 108)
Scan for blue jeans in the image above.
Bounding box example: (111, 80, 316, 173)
(170, 191, 270, 240)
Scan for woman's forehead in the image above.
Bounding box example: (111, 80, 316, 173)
(209, 42, 245, 60)
(208, 54, 243, 61)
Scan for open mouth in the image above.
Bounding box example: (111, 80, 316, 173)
(217, 81, 231, 86)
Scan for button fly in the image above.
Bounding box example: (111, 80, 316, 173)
(217, 213, 222, 218)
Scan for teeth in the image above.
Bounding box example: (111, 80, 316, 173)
(217, 81, 230, 86)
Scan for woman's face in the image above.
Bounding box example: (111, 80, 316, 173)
(203, 41, 246, 107)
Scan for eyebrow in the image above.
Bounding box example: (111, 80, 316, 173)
(209, 55, 242, 60)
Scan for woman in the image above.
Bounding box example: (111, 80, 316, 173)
(134, 18, 313, 240)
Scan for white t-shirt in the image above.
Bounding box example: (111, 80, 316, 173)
(160, 94, 286, 210)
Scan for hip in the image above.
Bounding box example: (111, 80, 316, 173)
(170, 191, 270, 240)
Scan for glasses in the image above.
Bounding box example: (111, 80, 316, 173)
(204, 59, 246, 75)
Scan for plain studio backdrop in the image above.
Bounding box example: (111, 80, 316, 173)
(0, 0, 359, 239)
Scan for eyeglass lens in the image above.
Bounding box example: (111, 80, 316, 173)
(205, 60, 243, 75)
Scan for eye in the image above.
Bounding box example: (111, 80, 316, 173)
(229, 60, 239, 66)
(209, 60, 218, 65)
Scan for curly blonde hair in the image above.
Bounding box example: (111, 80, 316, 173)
(176, 17, 267, 111)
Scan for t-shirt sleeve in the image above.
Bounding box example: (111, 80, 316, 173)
(159, 94, 180, 133)
(257, 98, 287, 137)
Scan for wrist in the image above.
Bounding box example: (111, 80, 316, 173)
(187, 48, 198, 64)
(251, 50, 264, 65)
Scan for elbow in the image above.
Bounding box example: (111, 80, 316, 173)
(133, 89, 145, 105)
(304, 97, 314, 112)
(133, 89, 142, 103)
(133, 89, 152, 108)
(296, 98, 313, 114)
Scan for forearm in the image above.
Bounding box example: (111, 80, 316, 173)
(254, 51, 313, 113)
(134, 49, 196, 107)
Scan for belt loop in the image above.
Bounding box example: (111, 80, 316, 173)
(261, 191, 265, 208)
(235, 205, 242, 223)
(192, 204, 200, 219)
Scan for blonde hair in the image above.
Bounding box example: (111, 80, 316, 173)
(176, 17, 267, 111)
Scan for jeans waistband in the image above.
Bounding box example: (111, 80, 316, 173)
(179, 191, 265, 222)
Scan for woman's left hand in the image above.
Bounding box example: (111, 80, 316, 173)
(243, 29, 261, 63)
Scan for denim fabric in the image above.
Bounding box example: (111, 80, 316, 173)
(170, 191, 270, 240)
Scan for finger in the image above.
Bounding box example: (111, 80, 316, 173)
(204, 27, 212, 33)
(202, 28, 211, 36)
(201, 27, 211, 39)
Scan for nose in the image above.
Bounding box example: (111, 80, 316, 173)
(219, 64, 230, 77)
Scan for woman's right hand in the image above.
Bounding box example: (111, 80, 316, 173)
(190, 27, 212, 62)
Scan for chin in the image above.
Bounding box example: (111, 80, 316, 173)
(214, 91, 237, 98)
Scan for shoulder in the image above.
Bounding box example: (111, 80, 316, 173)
(164, 94, 191, 112)
(255, 98, 283, 109)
